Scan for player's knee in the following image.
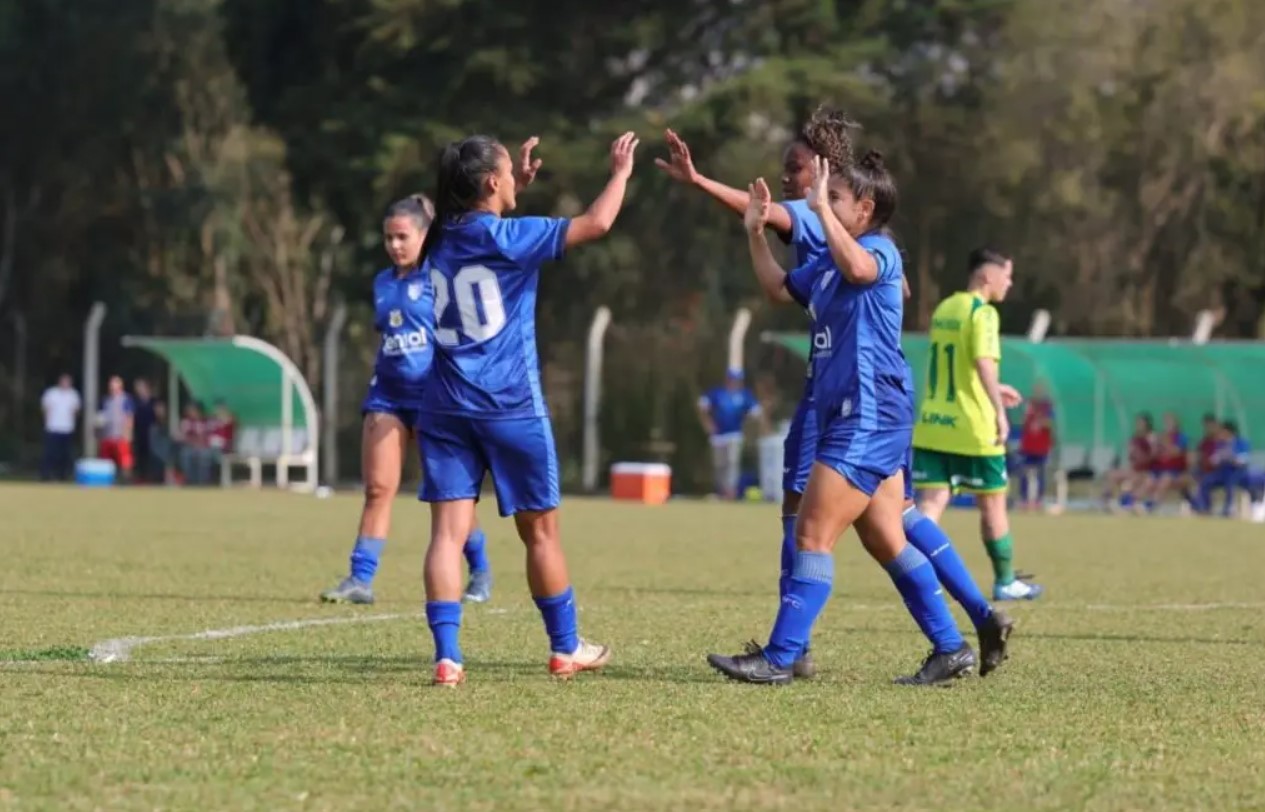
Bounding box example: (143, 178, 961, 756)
(513, 509, 558, 548)
(902, 505, 927, 533)
(363, 475, 398, 505)
(793, 515, 832, 553)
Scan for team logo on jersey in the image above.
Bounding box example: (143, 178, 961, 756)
(812, 326, 832, 353)
(389, 309, 403, 328)
(407, 282, 423, 301)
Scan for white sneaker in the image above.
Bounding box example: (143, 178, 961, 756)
(548, 639, 611, 679)
(993, 579, 1045, 601)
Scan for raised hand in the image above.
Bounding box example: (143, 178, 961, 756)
(611, 131, 639, 179)
(653, 129, 700, 185)
(515, 136, 543, 190)
(744, 178, 771, 233)
(806, 154, 829, 213)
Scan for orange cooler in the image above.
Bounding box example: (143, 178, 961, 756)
(610, 462, 672, 504)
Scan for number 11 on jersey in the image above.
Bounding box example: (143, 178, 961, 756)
(927, 341, 957, 402)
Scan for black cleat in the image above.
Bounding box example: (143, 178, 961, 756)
(977, 609, 1015, 677)
(743, 639, 816, 679)
(893, 644, 976, 686)
(707, 649, 794, 685)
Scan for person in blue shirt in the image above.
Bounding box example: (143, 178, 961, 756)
(320, 194, 492, 607)
(698, 370, 766, 499)
(708, 152, 986, 686)
(1198, 420, 1251, 517)
(416, 131, 638, 687)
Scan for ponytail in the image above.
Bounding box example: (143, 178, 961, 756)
(419, 136, 505, 264)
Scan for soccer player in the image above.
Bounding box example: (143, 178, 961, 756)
(663, 119, 1010, 679)
(912, 249, 1045, 601)
(698, 369, 765, 499)
(709, 154, 994, 686)
(416, 131, 638, 686)
(320, 194, 492, 606)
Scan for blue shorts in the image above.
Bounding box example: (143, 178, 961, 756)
(418, 414, 560, 517)
(362, 382, 422, 429)
(782, 397, 818, 495)
(815, 416, 912, 498)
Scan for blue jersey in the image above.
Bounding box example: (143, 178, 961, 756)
(699, 387, 761, 436)
(783, 199, 828, 397)
(786, 232, 910, 431)
(421, 212, 570, 419)
(369, 267, 434, 406)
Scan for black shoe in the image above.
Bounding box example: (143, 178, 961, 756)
(893, 644, 976, 686)
(707, 649, 793, 685)
(743, 639, 816, 679)
(977, 609, 1015, 678)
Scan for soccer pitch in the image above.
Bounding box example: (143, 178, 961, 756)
(2, 484, 1263, 811)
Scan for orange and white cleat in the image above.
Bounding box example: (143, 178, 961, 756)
(432, 658, 466, 687)
(548, 639, 611, 680)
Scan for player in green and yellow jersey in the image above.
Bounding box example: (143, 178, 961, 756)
(912, 248, 1044, 601)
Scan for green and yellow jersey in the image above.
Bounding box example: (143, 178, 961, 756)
(912, 291, 1001, 457)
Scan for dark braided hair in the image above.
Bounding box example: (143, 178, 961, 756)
(838, 150, 897, 229)
(419, 135, 504, 263)
(798, 104, 860, 171)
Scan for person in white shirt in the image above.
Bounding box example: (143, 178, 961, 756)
(40, 374, 81, 481)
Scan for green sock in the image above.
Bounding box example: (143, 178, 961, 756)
(984, 533, 1015, 585)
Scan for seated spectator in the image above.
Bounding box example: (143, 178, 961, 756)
(147, 401, 174, 484)
(1102, 412, 1155, 512)
(1144, 412, 1189, 510)
(177, 402, 215, 485)
(1197, 420, 1250, 517)
(206, 400, 236, 474)
(1017, 382, 1055, 510)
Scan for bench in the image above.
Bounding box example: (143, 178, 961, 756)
(220, 426, 317, 490)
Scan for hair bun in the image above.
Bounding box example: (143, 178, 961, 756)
(860, 150, 885, 170)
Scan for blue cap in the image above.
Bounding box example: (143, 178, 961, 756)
(726, 368, 744, 380)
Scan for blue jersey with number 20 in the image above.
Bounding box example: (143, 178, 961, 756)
(421, 212, 570, 419)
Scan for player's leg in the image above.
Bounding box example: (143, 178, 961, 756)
(774, 399, 817, 678)
(320, 410, 409, 604)
(461, 520, 494, 603)
(706, 459, 870, 684)
(856, 472, 976, 686)
(912, 447, 953, 523)
(973, 453, 1043, 601)
(484, 417, 608, 678)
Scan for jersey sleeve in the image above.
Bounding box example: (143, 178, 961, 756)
(861, 234, 902, 284)
(971, 304, 1001, 361)
(784, 258, 820, 309)
(495, 217, 570, 269)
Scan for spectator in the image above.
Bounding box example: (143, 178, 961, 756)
(1194, 413, 1221, 477)
(39, 373, 80, 481)
(206, 399, 236, 476)
(97, 375, 135, 481)
(1197, 420, 1250, 517)
(148, 401, 174, 483)
(132, 379, 156, 483)
(698, 369, 766, 499)
(1102, 412, 1154, 512)
(1146, 412, 1189, 510)
(177, 402, 214, 485)
(1017, 382, 1055, 510)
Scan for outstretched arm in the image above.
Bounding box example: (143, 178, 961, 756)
(567, 132, 639, 247)
(657, 129, 794, 237)
(744, 178, 794, 304)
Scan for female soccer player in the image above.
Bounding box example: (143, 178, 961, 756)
(708, 154, 988, 686)
(662, 116, 1010, 679)
(320, 194, 492, 606)
(416, 131, 638, 686)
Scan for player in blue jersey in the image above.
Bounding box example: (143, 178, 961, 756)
(320, 195, 493, 606)
(661, 114, 1011, 680)
(416, 132, 638, 686)
(708, 153, 994, 685)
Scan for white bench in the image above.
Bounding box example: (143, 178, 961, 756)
(220, 426, 317, 490)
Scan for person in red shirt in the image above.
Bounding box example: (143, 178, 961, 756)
(1102, 412, 1155, 512)
(1017, 382, 1055, 510)
(1144, 412, 1189, 509)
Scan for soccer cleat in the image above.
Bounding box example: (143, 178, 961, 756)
(744, 639, 815, 679)
(706, 649, 794, 686)
(893, 644, 977, 686)
(463, 570, 493, 603)
(432, 658, 465, 687)
(993, 578, 1045, 602)
(548, 639, 611, 679)
(977, 609, 1015, 677)
(319, 577, 375, 605)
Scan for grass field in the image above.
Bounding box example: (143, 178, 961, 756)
(2, 483, 1264, 811)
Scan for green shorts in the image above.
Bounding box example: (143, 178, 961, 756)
(912, 448, 1008, 494)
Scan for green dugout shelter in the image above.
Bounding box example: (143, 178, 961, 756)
(122, 336, 319, 489)
(763, 333, 1265, 472)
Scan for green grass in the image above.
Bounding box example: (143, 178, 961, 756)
(2, 483, 1264, 811)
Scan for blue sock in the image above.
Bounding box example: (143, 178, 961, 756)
(349, 536, 386, 584)
(765, 551, 833, 669)
(884, 544, 966, 655)
(425, 601, 463, 663)
(778, 515, 795, 600)
(1121, 492, 1135, 508)
(902, 507, 993, 630)
(534, 587, 579, 655)
(463, 528, 490, 574)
